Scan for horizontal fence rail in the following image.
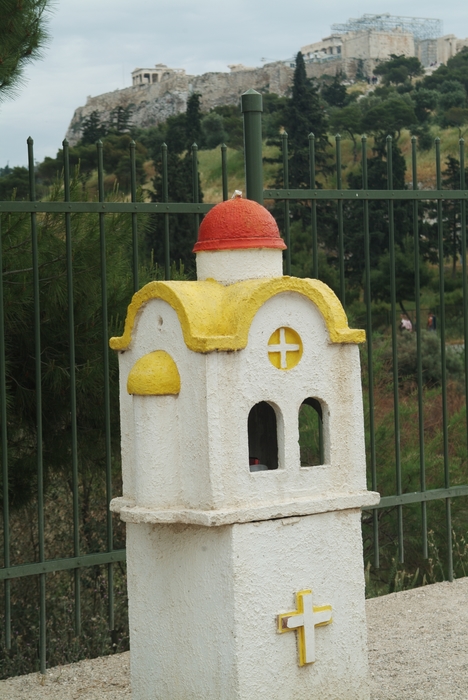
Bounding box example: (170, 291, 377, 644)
(264, 189, 468, 200)
(0, 550, 127, 581)
(0, 90, 468, 673)
(0, 202, 215, 213)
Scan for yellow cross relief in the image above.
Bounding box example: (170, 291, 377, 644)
(277, 589, 332, 666)
(268, 327, 303, 370)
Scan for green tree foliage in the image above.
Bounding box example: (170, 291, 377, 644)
(201, 112, 227, 149)
(288, 221, 340, 294)
(283, 51, 328, 185)
(185, 93, 202, 149)
(341, 140, 416, 296)
(409, 123, 433, 151)
(162, 113, 187, 154)
(374, 54, 424, 85)
(354, 49, 468, 139)
(369, 237, 431, 316)
(0, 177, 136, 509)
(443, 156, 465, 275)
(419, 48, 468, 127)
(321, 74, 347, 108)
(157, 93, 202, 154)
(329, 104, 363, 161)
(360, 94, 417, 145)
(422, 47, 468, 94)
(443, 107, 468, 129)
(108, 104, 134, 134)
(0, 0, 53, 101)
(210, 104, 244, 148)
(36, 135, 147, 193)
(133, 123, 167, 161)
(261, 93, 288, 140)
(411, 88, 439, 123)
(380, 330, 464, 388)
(262, 53, 333, 268)
(148, 149, 203, 272)
(424, 156, 468, 277)
(136, 100, 244, 157)
(80, 110, 108, 145)
(438, 80, 467, 111)
(436, 82, 468, 127)
(0, 165, 30, 199)
(269, 51, 329, 237)
(146, 96, 205, 270)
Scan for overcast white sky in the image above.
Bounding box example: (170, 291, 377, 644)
(1, 0, 467, 167)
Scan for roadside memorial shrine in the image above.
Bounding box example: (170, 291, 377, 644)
(109, 193, 380, 699)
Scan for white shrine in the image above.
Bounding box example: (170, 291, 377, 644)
(110, 194, 380, 700)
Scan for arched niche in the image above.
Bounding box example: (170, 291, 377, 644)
(247, 401, 279, 472)
(299, 398, 325, 467)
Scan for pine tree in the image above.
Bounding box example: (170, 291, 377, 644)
(148, 150, 203, 272)
(81, 110, 108, 145)
(147, 96, 205, 271)
(321, 74, 347, 108)
(283, 51, 328, 188)
(435, 155, 468, 277)
(269, 51, 330, 238)
(185, 93, 202, 149)
(0, 0, 53, 101)
(109, 105, 134, 134)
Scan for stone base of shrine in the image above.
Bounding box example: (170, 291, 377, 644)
(126, 508, 370, 700)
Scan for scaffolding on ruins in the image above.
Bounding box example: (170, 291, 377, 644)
(330, 14, 443, 41)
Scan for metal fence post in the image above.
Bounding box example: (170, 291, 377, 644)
(241, 89, 263, 205)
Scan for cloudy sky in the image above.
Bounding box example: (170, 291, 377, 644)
(1, 0, 467, 167)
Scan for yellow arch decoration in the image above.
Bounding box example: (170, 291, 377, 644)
(110, 277, 365, 353)
(127, 351, 181, 395)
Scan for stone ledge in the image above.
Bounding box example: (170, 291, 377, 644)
(110, 490, 380, 526)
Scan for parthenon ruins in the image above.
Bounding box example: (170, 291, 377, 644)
(300, 13, 468, 78)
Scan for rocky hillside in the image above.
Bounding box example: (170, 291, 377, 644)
(65, 62, 294, 145)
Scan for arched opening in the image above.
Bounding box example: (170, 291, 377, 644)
(248, 401, 279, 472)
(299, 398, 324, 467)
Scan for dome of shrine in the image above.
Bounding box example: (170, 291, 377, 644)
(193, 195, 286, 252)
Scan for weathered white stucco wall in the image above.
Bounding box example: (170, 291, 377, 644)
(116, 289, 373, 520)
(127, 510, 369, 700)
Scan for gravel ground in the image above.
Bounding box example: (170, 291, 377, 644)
(366, 576, 468, 699)
(1, 577, 467, 699)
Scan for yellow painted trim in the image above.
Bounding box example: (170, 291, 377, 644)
(314, 604, 333, 627)
(110, 277, 365, 353)
(127, 351, 180, 396)
(278, 589, 311, 667)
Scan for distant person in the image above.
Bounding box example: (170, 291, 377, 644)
(427, 313, 436, 331)
(400, 314, 412, 332)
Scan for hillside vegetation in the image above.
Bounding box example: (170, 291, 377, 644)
(196, 124, 468, 200)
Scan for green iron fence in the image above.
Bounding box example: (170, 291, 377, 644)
(256, 123, 468, 588)
(0, 137, 219, 674)
(1, 88, 468, 673)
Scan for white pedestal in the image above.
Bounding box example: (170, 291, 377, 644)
(126, 510, 370, 700)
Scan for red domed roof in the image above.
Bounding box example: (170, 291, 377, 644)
(193, 196, 286, 252)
